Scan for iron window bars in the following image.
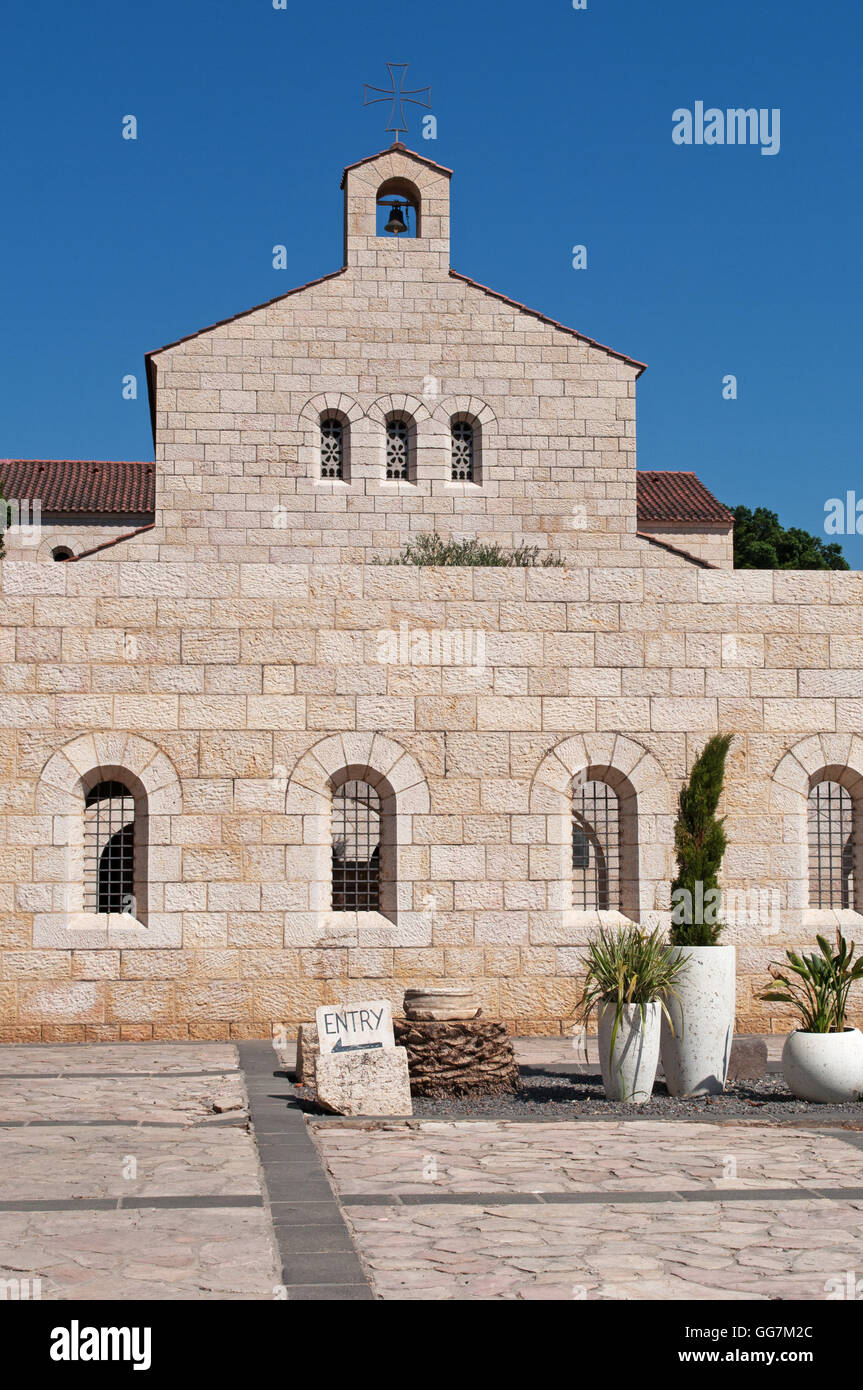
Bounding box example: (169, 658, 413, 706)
(84, 780, 135, 914)
(332, 780, 381, 911)
(385, 418, 410, 480)
(808, 780, 855, 909)
(320, 417, 344, 479)
(572, 779, 620, 911)
(451, 420, 475, 482)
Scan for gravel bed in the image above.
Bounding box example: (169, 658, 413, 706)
(286, 1065, 863, 1127)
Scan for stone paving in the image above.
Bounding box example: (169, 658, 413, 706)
(341, 1198, 863, 1301)
(0, 1044, 281, 1300)
(309, 1102, 863, 1299)
(310, 1118, 863, 1195)
(2, 1038, 862, 1301)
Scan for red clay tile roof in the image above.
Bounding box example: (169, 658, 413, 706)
(637, 471, 733, 526)
(0, 460, 155, 515)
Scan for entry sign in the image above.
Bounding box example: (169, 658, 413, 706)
(316, 1000, 395, 1056)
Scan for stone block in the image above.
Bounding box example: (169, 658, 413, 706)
(313, 1047, 413, 1116)
(727, 1036, 768, 1082)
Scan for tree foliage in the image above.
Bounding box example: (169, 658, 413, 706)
(670, 733, 733, 947)
(732, 505, 848, 570)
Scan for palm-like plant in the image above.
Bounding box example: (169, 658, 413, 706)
(578, 923, 686, 1063)
(760, 932, 863, 1032)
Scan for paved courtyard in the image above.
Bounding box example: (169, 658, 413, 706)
(1, 1040, 862, 1300)
(0, 1044, 281, 1300)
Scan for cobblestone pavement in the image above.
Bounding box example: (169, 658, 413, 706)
(0, 1044, 281, 1300)
(310, 1119, 863, 1300)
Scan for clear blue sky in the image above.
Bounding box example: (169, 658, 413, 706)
(2, 0, 861, 561)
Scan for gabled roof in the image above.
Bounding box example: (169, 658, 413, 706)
(340, 143, 453, 187)
(145, 268, 348, 360)
(637, 471, 734, 525)
(450, 272, 647, 376)
(0, 459, 155, 514)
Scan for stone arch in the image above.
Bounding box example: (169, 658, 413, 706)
(34, 733, 182, 948)
(530, 734, 673, 928)
(771, 734, 863, 924)
(283, 734, 431, 948)
(298, 392, 363, 483)
(365, 393, 432, 428)
(376, 176, 423, 237)
(432, 395, 497, 432)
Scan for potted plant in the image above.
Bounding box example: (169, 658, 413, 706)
(579, 923, 685, 1103)
(660, 733, 737, 1097)
(760, 932, 863, 1103)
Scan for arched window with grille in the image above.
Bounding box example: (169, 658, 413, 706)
(808, 780, 855, 909)
(385, 415, 413, 482)
(332, 780, 381, 911)
(572, 779, 620, 911)
(451, 418, 476, 482)
(320, 416, 345, 480)
(84, 780, 136, 915)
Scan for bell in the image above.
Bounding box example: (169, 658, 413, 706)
(384, 202, 409, 235)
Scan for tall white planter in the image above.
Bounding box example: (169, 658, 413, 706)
(660, 945, 736, 1097)
(598, 1000, 661, 1103)
(782, 1028, 863, 1103)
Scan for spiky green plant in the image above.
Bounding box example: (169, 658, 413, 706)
(577, 923, 686, 1097)
(760, 932, 863, 1033)
(669, 733, 734, 947)
(378, 532, 563, 567)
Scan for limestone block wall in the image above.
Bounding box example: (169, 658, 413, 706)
(3, 518, 153, 563)
(1, 558, 862, 1042)
(638, 522, 734, 569)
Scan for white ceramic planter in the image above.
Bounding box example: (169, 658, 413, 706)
(660, 945, 736, 1097)
(598, 1000, 661, 1103)
(782, 1028, 863, 1104)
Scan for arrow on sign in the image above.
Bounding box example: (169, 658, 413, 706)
(332, 1038, 383, 1054)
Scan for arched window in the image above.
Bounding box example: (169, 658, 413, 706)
(572, 779, 620, 911)
(84, 781, 136, 914)
(320, 417, 345, 480)
(385, 415, 413, 482)
(451, 418, 476, 482)
(332, 780, 381, 911)
(51, 546, 74, 561)
(808, 780, 855, 909)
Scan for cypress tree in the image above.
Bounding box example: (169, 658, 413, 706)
(670, 733, 733, 946)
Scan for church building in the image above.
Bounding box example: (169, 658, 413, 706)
(0, 144, 859, 1041)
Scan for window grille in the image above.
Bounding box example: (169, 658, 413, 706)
(320, 418, 344, 479)
(386, 418, 410, 480)
(808, 781, 855, 909)
(332, 780, 381, 911)
(572, 780, 620, 911)
(84, 781, 135, 914)
(451, 420, 475, 482)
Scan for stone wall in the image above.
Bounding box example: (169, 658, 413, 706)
(1, 558, 862, 1041)
(637, 522, 734, 569)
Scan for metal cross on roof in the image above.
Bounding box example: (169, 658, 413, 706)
(363, 63, 430, 145)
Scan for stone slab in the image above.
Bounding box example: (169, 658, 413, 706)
(314, 1047, 413, 1117)
(727, 1037, 769, 1081)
